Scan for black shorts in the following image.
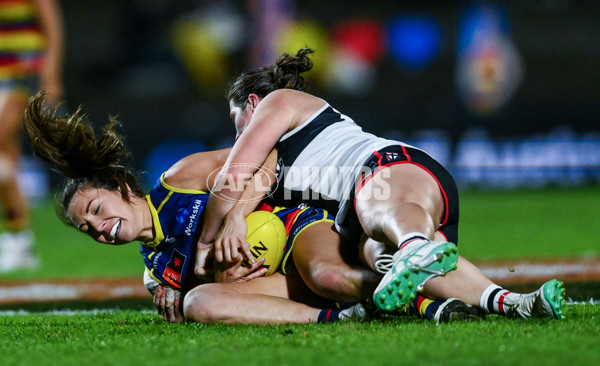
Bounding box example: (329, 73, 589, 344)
(350, 145, 460, 245)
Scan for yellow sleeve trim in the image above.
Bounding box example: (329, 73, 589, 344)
(144, 195, 164, 249)
(146, 266, 163, 284)
(281, 209, 334, 275)
(159, 172, 208, 194)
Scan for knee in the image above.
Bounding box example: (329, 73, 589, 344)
(182, 285, 224, 324)
(307, 262, 358, 299)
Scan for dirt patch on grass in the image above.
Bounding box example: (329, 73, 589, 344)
(1, 258, 599, 305)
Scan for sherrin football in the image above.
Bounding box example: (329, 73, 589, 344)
(244, 210, 287, 275)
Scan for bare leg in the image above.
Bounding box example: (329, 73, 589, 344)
(361, 234, 492, 307)
(420, 257, 493, 306)
(0, 93, 30, 231)
(355, 164, 444, 246)
(183, 273, 327, 324)
(292, 222, 381, 302)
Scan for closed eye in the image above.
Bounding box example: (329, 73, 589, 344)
(78, 223, 89, 233)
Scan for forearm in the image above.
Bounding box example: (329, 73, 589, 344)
(228, 151, 277, 218)
(198, 195, 235, 244)
(199, 150, 277, 243)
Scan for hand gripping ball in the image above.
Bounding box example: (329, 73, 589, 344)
(244, 210, 287, 275)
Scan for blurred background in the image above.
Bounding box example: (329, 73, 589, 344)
(0, 0, 597, 305)
(18, 0, 600, 197)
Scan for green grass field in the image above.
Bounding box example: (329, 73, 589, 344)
(1, 187, 598, 366)
(2, 305, 598, 366)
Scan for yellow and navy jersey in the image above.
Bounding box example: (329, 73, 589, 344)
(260, 202, 335, 275)
(141, 176, 335, 290)
(140, 175, 209, 290)
(0, 0, 46, 77)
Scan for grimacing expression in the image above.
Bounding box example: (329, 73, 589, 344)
(68, 187, 140, 245)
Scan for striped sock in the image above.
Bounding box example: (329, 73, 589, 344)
(317, 309, 341, 323)
(411, 295, 445, 320)
(480, 284, 513, 315)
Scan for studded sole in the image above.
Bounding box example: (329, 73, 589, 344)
(542, 279, 567, 320)
(373, 242, 459, 312)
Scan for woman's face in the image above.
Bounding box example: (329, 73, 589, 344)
(67, 187, 144, 245)
(229, 94, 262, 139)
(229, 99, 254, 139)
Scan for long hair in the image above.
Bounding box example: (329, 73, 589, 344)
(23, 92, 144, 226)
(227, 47, 315, 107)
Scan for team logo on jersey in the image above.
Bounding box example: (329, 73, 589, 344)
(385, 152, 400, 161)
(163, 249, 187, 289)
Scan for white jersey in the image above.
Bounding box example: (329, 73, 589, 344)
(270, 101, 412, 239)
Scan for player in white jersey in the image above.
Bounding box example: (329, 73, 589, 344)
(196, 48, 565, 318)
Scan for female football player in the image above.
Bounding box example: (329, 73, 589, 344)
(196, 47, 565, 319)
(25, 92, 475, 324)
(24, 92, 564, 324)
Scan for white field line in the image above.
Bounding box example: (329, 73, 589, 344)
(0, 308, 156, 316)
(478, 260, 600, 281)
(0, 280, 148, 305)
(1, 259, 599, 305)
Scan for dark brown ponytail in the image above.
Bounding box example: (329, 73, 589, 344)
(227, 48, 315, 107)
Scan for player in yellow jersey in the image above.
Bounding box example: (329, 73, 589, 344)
(24, 93, 563, 324)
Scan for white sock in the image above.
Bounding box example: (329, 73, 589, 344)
(480, 284, 516, 315)
(398, 232, 429, 250)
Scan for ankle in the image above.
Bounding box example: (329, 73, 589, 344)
(398, 232, 429, 251)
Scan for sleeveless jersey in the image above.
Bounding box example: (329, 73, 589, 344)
(272, 101, 417, 239)
(260, 203, 334, 275)
(140, 175, 209, 290)
(141, 176, 334, 290)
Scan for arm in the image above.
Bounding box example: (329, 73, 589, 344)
(195, 90, 324, 277)
(162, 149, 232, 191)
(198, 93, 294, 244)
(33, 0, 64, 103)
(212, 149, 278, 263)
(195, 149, 278, 277)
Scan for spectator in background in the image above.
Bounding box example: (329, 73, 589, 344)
(0, 0, 64, 272)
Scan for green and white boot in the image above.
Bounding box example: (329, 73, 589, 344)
(504, 279, 566, 320)
(373, 241, 459, 311)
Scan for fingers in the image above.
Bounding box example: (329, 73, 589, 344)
(169, 291, 184, 323)
(154, 286, 184, 323)
(215, 239, 223, 263)
(153, 285, 163, 313)
(216, 236, 253, 264)
(153, 285, 168, 321)
(164, 288, 176, 322)
(247, 256, 266, 272)
(195, 241, 212, 277)
(240, 241, 255, 264)
(165, 287, 175, 308)
(241, 266, 268, 281)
